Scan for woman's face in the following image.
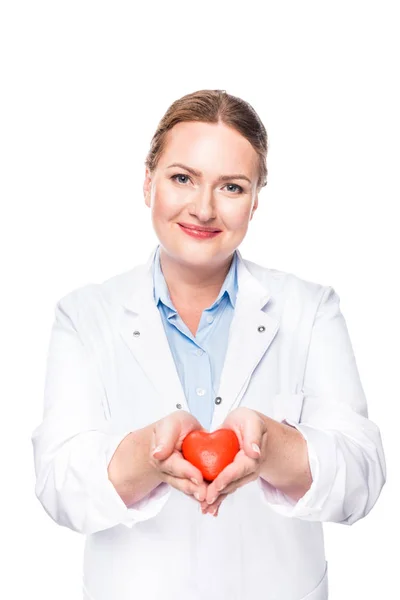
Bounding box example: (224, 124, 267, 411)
(144, 120, 260, 269)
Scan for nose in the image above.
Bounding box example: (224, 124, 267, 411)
(189, 184, 217, 222)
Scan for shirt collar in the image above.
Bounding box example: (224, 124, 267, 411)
(152, 244, 238, 313)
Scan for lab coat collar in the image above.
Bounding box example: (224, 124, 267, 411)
(120, 245, 272, 314)
(117, 245, 279, 430)
(152, 243, 239, 312)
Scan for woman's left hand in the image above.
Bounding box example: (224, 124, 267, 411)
(200, 407, 268, 516)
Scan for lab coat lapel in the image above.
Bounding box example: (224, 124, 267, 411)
(118, 246, 279, 426)
(118, 247, 189, 414)
(210, 250, 279, 430)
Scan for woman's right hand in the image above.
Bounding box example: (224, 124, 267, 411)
(149, 410, 208, 503)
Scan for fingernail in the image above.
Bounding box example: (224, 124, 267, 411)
(252, 443, 261, 455)
(190, 478, 199, 485)
(207, 496, 217, 504)
(217, 483, 225, 492)
(194, 492, 201, 501)
(151, 445, 164, 456)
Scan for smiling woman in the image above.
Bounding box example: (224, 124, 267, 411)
(142, 90, 267, 280)
(31, 89, 386, 600)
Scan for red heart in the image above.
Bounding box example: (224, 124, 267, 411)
(181, 429, 240, 482)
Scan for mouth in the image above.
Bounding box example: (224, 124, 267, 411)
(177, 223, 222, 239)
(178, 222, 221, 233)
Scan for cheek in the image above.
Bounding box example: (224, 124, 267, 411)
(152, 185, 182, 220)
(221, 202, 252, 230)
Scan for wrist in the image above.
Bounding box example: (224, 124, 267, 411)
(109, 426, 164, 506)
(258, 415, 313, 500)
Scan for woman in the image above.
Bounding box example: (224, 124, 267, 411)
(31, 89, 386, 600)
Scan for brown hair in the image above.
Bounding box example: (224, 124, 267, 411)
(144, 89, 268, 190)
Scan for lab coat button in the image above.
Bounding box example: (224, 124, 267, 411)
(215, 396, 222, 405)
(257, 325, 265, 332)
(133, 330, 141, 337)
(176, 403, 182, 409)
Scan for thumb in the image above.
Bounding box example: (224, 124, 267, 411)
(241, 417, 264, 459)
(150, 419, 179, 460)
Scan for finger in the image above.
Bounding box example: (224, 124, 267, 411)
(151, 418, 181, 460)
(241, 413, 267, 459)
(206, 452, 255, 503)
(211, 496, 225, 517)
(151, 411, 204, 458)
(157, 450, 205, 486)
(216, 471, 258, 497)
(160, 473, 207, 499)
(203, 471, 258, 513)
(176, 420, 209, 450)
(162, 456, 209, 502)
(201, 493, 226, 515)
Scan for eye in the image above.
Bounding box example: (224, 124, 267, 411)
(170, 173, 191, 185)
(225, 183, 243, 194)
(170, 174, 244, 194)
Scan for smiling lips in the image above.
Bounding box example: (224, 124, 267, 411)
(178, 223, 222, 239)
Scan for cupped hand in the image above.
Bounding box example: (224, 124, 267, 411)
(200, 407, 268, 516)
(149, 410, 209, 503)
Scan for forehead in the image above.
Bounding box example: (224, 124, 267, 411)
(159, 121, 259, 175)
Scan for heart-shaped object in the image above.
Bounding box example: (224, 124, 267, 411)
(181, 429, 240, 481)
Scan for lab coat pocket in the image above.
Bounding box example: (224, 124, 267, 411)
(300, 561, 328, 599)
(272, 392, 304, 424)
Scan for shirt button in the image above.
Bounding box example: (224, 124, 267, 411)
(176, 403, 182, 409)
(195, 348, 204, 356)
(206, 315, 214, 324)
(196, 387, 206, 396)
(215, 396, 222, 405)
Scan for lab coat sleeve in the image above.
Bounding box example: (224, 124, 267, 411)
(31, 294, 171, 536)
(257, 285, 386, 524)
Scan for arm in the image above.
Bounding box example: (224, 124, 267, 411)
(108, 411, 210, 507)
(258, 286, 387, 524)
(31, 295, 170, 536)
(107, 426, 163, 506)
(255, 413, 313, 501)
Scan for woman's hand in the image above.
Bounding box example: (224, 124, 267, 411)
(200, 407, 268, 516)
(150, 410, 209, 503)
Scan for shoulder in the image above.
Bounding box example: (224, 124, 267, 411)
(241, 257, 342, 349)
(241, 255, 334, 308)
(54, 263, 142, 327)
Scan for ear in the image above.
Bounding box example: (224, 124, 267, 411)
(250, 195, 259, 220)
(143, 167, 152, 207)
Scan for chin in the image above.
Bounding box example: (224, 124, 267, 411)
(161, 240, 216, 261)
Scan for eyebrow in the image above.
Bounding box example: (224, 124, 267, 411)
(166, 162, 252, 185)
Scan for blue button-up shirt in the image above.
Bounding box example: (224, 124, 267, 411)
(152, 244, 238, 430)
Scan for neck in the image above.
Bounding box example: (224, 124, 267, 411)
(159, 247, 234, 304)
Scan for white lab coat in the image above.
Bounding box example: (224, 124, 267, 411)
(31, 245, 386, 600)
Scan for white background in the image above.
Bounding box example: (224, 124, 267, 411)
(1, 1, 399, 598)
